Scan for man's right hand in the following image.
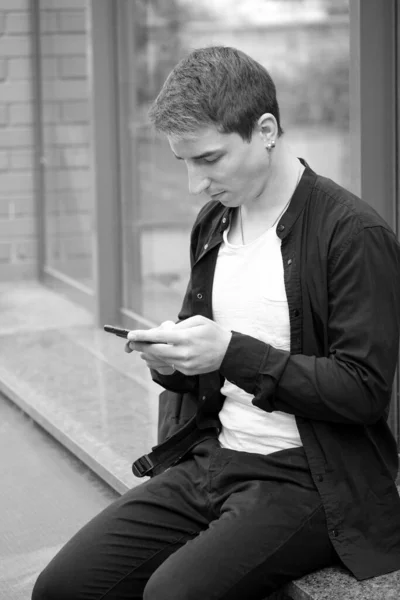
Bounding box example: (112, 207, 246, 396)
(125, 320, 176, 375)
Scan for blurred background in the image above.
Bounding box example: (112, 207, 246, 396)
(33, 0, 351, 324)
(0, 1, 399, 597)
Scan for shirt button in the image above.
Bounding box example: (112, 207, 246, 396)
(287, 259, 292, 265)
(331, 529, 338, 537)
(278, 224, 285, 232)
(202, 396, 206, 401)
(197, 293, 203, 300)
(204, 243, 208, 250)
(293, 309, 300, 317)
(222, 217, 227, 223)
(317, 474, 324, 483)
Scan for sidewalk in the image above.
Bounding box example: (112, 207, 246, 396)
(0, 393, 118, 600)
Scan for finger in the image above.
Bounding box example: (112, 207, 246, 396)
(128, 329, 184, 346)
(136, 342, 180, 363)
(155, 366, 176, 375)
(139, 353, 172, 369)
(173, 315, 207, 330)
(142, 361, 176, 375)
(159, 320, 176, 330)
(124, 341, 133, 354)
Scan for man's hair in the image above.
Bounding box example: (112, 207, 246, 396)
(148, 46, 284, 142)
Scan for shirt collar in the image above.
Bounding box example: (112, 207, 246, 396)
(218, 158, 317, 240)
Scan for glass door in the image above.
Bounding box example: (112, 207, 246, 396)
(117, 0, 350, 328)
(37, 0, 94, 306)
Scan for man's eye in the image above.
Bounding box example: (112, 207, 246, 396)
(203, 157, 219, 164)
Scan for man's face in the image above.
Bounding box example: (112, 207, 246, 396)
(168, 125, 269, 207)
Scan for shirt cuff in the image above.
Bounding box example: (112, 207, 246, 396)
(219, 330, 268, 393)
(219, 331, 291, 413)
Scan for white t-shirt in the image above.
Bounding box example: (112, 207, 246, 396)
(212, 221, 302, 455)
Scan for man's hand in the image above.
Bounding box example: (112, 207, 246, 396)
(126, 316, 232, 376)
(125, 320, 176, 375)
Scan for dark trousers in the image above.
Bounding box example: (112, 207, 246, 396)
(32, 437, 340, 600)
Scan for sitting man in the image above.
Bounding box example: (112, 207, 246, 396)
(32, 46, 400, 600)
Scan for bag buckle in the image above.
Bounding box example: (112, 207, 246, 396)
(131, 454, 155, 478)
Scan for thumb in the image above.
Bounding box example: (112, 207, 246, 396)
(174, 316, 206, 329)
(159, 320, 176, 331)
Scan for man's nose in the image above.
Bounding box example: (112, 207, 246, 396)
(187, 168, 210, 196)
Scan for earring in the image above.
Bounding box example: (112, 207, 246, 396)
(266, 140, 276, 152)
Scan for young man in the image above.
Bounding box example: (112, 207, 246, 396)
(33, 46, 400, 600)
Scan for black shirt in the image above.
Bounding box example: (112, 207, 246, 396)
(149, 159, 400, 580)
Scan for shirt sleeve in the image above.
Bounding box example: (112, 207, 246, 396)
(220, 226, 400, 425)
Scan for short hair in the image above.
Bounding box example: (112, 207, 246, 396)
(148, 46, 284, 142)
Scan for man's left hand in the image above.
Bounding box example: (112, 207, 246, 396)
(126, 316, 232, 376)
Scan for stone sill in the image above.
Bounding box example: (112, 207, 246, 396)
(0, 281, 399, 600)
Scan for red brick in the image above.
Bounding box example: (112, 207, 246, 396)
(42, 80, 87, 101)
(59, 55, 87, 79)
(39, 10, 59, 34)
(40, 0, 84, 8)
(6, 12, 31, 35)
(0, 82, 32, 102)
(0, 151, 9, 170)
(41, 57, 58, 79)
(0, 242, 12, 264)
(0, 35, 30, 57)
(40, 34, 86, 56)
(57, 147, 89, 168)
(43, 124, 89, 145)
(0, 1, 29, 9)
(45, 168, 90, 191)
(0, 172, 34, 193)
(58, 11, 86, 33)
(0, 128, 33, 148)
(0, 105, 7, 127)
(9, 150, 33, 170)
(0, 198, 11, 217)
(7, 57, 30, 80)
(9, 103, 33, 125)
(9, 196, 35, 217)
(0, 59, 6, 81)
(45, 191, 90, 214)
(42, 102, 61, 124)
(61, 101, 89, 122)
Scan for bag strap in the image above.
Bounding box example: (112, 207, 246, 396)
(132, 423, 218, 478)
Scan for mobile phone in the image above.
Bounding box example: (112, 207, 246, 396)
(103, 325, 164, 343)
(104, 325, 130, 338)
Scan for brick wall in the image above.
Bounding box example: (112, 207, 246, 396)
(0, 0, 35, 279)
(39, 0, 91, 284)
(0, 0, 92, 282)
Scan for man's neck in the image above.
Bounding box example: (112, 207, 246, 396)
(241, 144, 303, 224)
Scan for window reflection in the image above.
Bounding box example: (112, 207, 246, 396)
(121, 0, 349, 324)
(39, 0, 93, 290)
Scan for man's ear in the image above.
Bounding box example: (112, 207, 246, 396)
(257, 113, 277, 147)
